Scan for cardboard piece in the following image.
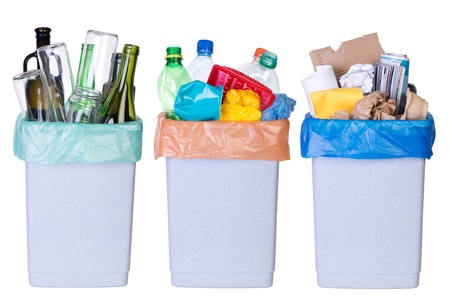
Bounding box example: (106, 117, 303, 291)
(309, 33, 385, 80)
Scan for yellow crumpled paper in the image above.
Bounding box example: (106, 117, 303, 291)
(219, 89, 262, 121)
(310, 87, 364, 119)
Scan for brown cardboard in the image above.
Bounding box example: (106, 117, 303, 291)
(309, 33, 385, 79)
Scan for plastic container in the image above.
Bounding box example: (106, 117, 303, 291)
(154, 113, 290, 288)
(238, 51, 280, 93)
(185, 39, 214, 82)
(14, 115, 143, 287)
(207, 64, 275, 111)
(300, 113, 436, 288)
(236, 47, 267, 72)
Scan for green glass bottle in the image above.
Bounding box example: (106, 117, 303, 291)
(157, 46, 191, 120)
(76, 43, 95, 89)
(95, 44, 139, 124)
(101, 52, 123, 103)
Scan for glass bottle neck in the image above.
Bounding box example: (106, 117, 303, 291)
(35, 27, 51, 49)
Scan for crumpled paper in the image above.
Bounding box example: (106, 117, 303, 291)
(331, 91, 397, 120)
(339, 63, 375, 94)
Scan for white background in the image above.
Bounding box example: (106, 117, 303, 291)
(1, 1, 448, 305)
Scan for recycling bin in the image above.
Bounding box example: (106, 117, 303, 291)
(154, 113, 290, 288)
(14, 115, 143, 287)
(300, 112, 436, 288)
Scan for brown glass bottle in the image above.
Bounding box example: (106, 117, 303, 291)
(23, 27, 51, 72)
(22, 27, 54, 121)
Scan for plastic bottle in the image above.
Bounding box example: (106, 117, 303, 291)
(239, 50, 280, 93)
(157, 46, 191, 120)
(236, 47, 267, 72)
(186, 39, 214, 82)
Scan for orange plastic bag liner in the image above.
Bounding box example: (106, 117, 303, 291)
(154, 113, 290, 161)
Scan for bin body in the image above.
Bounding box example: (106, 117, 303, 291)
(26, 161, 136, 287)
(312, 157, 424, 288)
(166, 158, 279, 288)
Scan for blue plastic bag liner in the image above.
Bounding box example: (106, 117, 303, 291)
(14, 114, 143, 164)
(301, 112, 435, 159)
(174, 80, 223, 121)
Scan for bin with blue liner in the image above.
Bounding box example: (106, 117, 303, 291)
(300, 113, 436, 288)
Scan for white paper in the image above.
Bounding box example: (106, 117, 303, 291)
(301, 65, 339, 117)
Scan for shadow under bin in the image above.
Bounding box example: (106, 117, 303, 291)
(13, 115, 143, 287)
(300, 112, 436, 289)
(154, 113, 290, 288)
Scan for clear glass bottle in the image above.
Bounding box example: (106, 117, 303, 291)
(186, 39, 214, 82)
(95, 44, 139, 124)
(156, 46, 191, 120)
(239, 50, 280, 93)
(236, 47, 267, 72)
(66, 86, 102, 123)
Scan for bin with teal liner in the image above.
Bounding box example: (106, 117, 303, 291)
(301, 113, 436, 289)
(14, 115, 143, 287)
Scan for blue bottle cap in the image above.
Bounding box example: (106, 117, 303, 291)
(197, 39, 213, 54)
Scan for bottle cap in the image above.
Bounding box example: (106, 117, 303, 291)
(166, 46, 182, 59)
(197, 40, 213, 54)
(254, 47, 267, 58)
(259, 51, 278, 69)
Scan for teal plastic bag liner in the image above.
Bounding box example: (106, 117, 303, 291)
(13, 114, 143, 164)
(300, 112, 436, 159)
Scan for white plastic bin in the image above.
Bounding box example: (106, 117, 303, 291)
(300, 112, 435, 288)
(312, 157, 424, 288)
(154, 113, 290, 288)
(166, 158, 278, 287)
(14, 115, 143, 287)
(26, 162, 135, 287)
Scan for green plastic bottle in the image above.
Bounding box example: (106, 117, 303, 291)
(157, 46, 191, 120)
(95, 44, 139, 124)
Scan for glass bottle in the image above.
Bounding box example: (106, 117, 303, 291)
(76, 30, 119, 94)
(23, 27, 51, 72)
(76, 43, 95, 89)
(236, 47, 267, 72)
(101, 52, 123, 103)
(157, 46, 191, 120)
(239, 50, 280, 93)
(22, 27, 54, 121)
(13, 69, 56, 122)
(66, 86, 102, 123)
(186, 39, 214, 82)
(95, 44, 139, 124)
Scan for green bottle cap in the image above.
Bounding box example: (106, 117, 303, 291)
(259, 51, 278, 69)
(166, 46, 182, 59)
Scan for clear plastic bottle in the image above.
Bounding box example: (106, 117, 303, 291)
(186, 39, 214, 82)
(239, 50, 280, 93)
(157, 46, 191, 120)
(236, 47, 267, 72)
